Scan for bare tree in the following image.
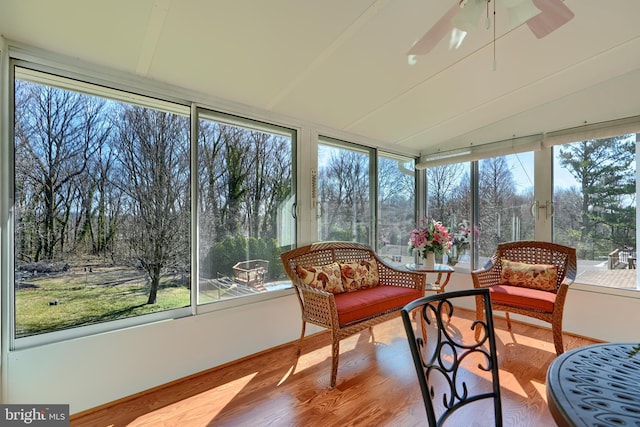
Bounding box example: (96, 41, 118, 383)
(197, 120, 292, 253)
(478, 157, 517, 252)
(427, 163, 466, 221)
(319, 150, 370, 242)
(70, 103, 115, 257)
(252, 134, 292, 240)
(449, 169, 472, 228)
(378, 157, 415, 246)
(379, 158, 414, 206)
(553, 186, 584, 248)
(197, 119, 228, 253)
(14, 81, 104, 261)
(114, 106, 190, 304)
(221, 126, 254, 236)
(93, 142, 121, 261)
(245, 131, 292, 240)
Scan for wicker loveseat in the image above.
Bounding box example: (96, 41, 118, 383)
(472, 241, 577, 355)
(280, 241, 426, 388)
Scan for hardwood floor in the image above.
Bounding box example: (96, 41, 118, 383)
(71, 309, 597, 426)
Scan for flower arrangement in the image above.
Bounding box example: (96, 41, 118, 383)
(448, 220, 479, 266)
(408, 217, 452, 259)
(452, 220, 472, 251)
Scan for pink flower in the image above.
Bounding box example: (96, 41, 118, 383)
(408, 217, 452, 257)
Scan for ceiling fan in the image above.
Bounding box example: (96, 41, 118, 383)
(407, 0, 574, 63)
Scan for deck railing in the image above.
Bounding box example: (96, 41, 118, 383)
(608, 248, 636, 269)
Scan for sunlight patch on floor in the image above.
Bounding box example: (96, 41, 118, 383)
(498, 371, 528, 398)
(278, 365, 295, 386)
(532, 378, 547, 403)
(131, 372, 257, 424)
(496, 330, 554, 353)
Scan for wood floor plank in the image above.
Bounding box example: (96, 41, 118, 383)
(71, 309, 597, 426)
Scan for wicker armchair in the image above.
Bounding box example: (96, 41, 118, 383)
(280, 241, 426, 388)
(471, 241, 577, 355)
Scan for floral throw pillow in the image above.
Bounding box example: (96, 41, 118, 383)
(294, 262, 344, 293)
(340, 259, 379, 292)
(498, 259, 559, 292)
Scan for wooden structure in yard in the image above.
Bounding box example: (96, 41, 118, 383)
(232, 259, 269, 287)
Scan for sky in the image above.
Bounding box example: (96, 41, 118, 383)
(510, 151, 579, 192)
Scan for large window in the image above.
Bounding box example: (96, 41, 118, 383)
(11, 57, 637, 350)
(425, 131, 639, 293)
(11, 64, 298, 344)
(426, 162, 472, 267)
(553, 134, 637, 290)
(377, 153, 416, 267)
(13, 66, 191, 340)
(317, 137, 373, 245)
(426, 151, 535, 269)
(196, 110, 296, 304)
(477, 152, 535, 257)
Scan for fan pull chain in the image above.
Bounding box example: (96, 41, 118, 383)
(493, 0, 496, 70)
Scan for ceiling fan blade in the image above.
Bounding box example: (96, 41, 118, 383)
(407, 3, 461, 56)
(526, 0, 574, 39)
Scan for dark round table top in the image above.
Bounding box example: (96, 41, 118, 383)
(546, 342, 640, 427)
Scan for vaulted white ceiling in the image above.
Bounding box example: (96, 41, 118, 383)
(2, 0, 639, 157)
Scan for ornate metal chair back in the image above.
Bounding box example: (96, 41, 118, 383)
(402, 288, 503, 427)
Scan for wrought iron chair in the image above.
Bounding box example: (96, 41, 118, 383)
(471, 241, 577, 355)
(401, 288, 502, 427)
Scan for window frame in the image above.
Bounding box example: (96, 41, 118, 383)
(317, 135, 377, 248)
(422, 127, 640, 293)
(10, 61, 194, 349)
(551, 133, 638, 293)
(193, 107, 298, 310)
(376, 151, 417, 267)
(6, 47, 639, 351)
(6, 58, 300, 348)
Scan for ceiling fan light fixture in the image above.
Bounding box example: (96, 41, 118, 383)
(449, 28, 468, 50)
(451, 0, 485, 33)
(504, 0, 541, 28)
(406, 3, 459, 56)
(405, 0, 573, 62)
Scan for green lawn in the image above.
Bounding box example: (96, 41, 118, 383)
(15, 265, 190, 337)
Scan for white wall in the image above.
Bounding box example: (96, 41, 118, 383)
(5, 291, 311, 414)
(446, 271, 640, 342)
(6, 271, 639, 415)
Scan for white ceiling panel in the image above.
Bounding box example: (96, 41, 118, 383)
(1, 0, 639, 156)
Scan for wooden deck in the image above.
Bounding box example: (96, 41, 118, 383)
(576, 267, 638, 290)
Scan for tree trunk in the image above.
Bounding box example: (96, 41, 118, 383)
(147, 265, 161, 304)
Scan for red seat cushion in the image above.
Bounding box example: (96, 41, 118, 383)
(489, 284, 556, 312)
(334, 285, 423, 326)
